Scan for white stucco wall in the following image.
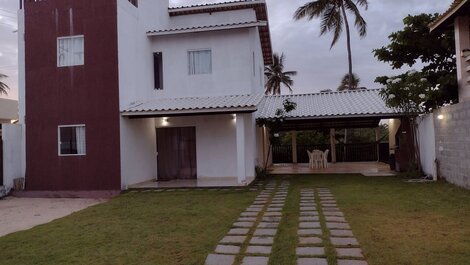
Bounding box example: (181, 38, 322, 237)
(119, 118, 157, 189)
(168, 9, 257, 28)
(155, 114, 239, 179)
(150, 28, 264, 98)
(417, 114, 437, 179)
(17, 9, 26, 181)
(2, 125, 23, 189)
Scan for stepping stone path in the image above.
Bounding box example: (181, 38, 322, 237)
(205, 180, 290, 265)
(295, 188, 368, 265)
(318, 188, 368, 265)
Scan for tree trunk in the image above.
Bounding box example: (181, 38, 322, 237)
(341, 3, 354, 89)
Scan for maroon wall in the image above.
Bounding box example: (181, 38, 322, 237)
(24, 0, 121, 190)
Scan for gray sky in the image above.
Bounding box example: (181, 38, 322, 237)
(0, 0, 453, 99)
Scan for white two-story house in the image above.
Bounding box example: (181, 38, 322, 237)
(18, 0, 272, 193)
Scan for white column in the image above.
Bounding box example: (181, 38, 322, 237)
(236, 114, 246, 184)
(292, 131, 297, 164)
(454, 16, 470, 102)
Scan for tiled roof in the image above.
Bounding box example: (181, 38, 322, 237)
(147, 21, 266, 36)
(429, 0, 468, 31)
(257, 89, 402, 119)
(122, 94, 264, 116)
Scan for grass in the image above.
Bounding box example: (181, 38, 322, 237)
(0, 175, 469, 265)
(0, 189, 257, 265)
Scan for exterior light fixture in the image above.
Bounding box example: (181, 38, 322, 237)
(232, 114, 237, 122)
(162, 117, 169, 126)
(437, 114, 444, 120)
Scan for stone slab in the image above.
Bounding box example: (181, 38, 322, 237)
(238, 217, 257, 222)
(233, 222, 255, 228)
(298, 229, 323, 236)
(296, 247, 325, 256)
(264, 212, 282, 217)
(246, 208, 263, 212)
(266, 207, 283, 212)
(241, 212, 259, 217)
(262, 216, 282, 222)
(250, 236, 274, 245)
(299, 216, 319, 221)
(322, 207, 340, 211)
(336, 248, 364, 258)
(322, 211, 344, 217)
(254, 228, 277, 236)
(300, 207, 317, 211)
(246, 245, 272, 254)
(228, 228, 250, 235)
(326, 222, 350, 229)
(241, 256, 269, 265)
(297, 258, 328, 265)
(299, 236, 323, 245)
(258, 222, 279, 228)
(220, 236, 246, 244)
(299, 222, 321, 228)
(205, 254, 236, 265)
(329, 230, 354, 237)
(300, 211, 318, 216)
(325, 216, 346, 222)
(269, 203, 284, 207)
(215, 245, 241, 254)
(330, 237, 359, 246)
(337, 260, 368, 265)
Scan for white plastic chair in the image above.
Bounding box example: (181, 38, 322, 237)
(323, 149, 330, 168)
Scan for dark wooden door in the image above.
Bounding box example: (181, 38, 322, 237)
(156, 127, 197, 181)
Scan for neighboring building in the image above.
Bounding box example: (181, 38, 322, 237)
(425, 0, 470, 189)
(18, 0, 271, 192)
(0, 98, 18, 124)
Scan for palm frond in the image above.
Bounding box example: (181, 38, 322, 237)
(294, 0, 331, 20)
(0, 73, 9, 95)
(345, 0, 367, 37)
(264, 53, 297, 95)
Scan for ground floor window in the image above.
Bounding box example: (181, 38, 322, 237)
(58, 125, 86, 156)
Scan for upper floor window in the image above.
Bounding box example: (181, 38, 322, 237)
(188, 49, 212, 75)
(57, 35, 84, 67)
(154, 52, 163, 90)
(128, 0, 138, 7)
(58, 125, 86, 156)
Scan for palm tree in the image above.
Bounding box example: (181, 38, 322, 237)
(294, 0, 368, 89)
(264, 53, 297, 95)
(0, 73, 9, 95)
(337, 73, 360, 91)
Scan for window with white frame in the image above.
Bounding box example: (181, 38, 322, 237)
(57, 35, 84, 67)
(58, 125, 86, 156)
(188, 49, 212, 75)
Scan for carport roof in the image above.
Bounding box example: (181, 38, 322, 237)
(257, 89, 403, 120)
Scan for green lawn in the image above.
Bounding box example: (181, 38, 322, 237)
(0, 175, 469, 265)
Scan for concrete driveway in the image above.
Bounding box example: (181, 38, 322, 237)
(0, 197, 105, 237)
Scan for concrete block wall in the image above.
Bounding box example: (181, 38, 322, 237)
(434, 101, 470, 189)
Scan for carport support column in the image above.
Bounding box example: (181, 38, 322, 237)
(236, 114, 246, 184)
(376, 127, 380, 162)
(292, 131, 297, 164)
(330, 128, 337, 163)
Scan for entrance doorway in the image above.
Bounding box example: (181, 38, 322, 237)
(156, 127, 197, 181)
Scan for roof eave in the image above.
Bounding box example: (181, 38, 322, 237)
(147, 21, 267, 36)
(122, 106, 258, 117)
(430, 0, 468, 32)
(168, 0, 266, 15)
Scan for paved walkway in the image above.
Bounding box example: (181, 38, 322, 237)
(205, 180, 290, 265)
(296, 188, 368, 265)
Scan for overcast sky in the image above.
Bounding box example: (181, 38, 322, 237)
(0, 0, 453, 99)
